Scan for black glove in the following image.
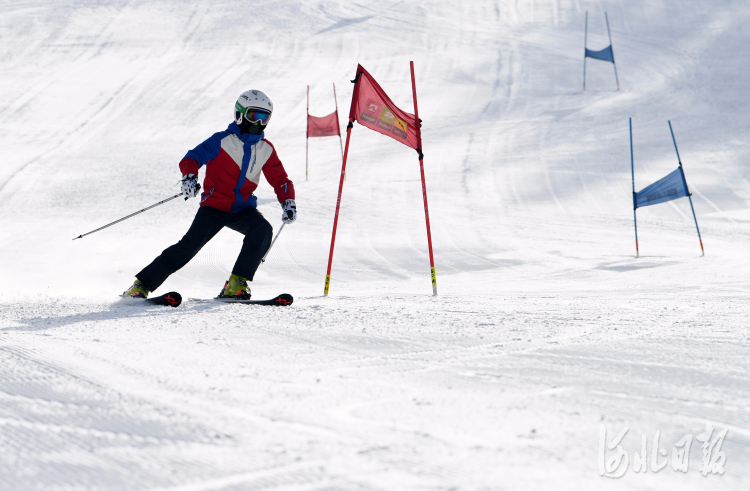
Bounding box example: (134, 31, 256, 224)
(282, 199, 296, 224)
(181, 174, 200, 199)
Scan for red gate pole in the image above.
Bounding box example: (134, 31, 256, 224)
(324, 118, 354, 296)
(410, 61, 437, 295)
(306, 85, 310, 180)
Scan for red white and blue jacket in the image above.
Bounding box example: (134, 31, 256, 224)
(179, 122, 295, 213)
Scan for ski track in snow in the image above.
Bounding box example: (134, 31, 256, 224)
(1, 0, 750, 489)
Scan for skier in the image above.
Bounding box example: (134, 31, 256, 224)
(122, 90, 296, 300)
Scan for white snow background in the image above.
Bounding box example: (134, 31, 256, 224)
(1, 0, 749, 489)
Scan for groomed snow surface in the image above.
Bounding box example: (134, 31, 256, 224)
(1, 1, 749, 489)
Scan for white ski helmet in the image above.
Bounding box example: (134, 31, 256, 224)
(234, 89, 273, 127)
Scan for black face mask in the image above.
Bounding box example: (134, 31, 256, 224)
(242, 121, 266, 135)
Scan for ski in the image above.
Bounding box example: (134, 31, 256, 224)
(188, 293, 293, 306)
(144, 292, 182, 307)
(216, 293, 293, 306)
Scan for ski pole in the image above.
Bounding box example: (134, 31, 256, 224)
(261, 222, 286, 263)
(72, 192, 188, 240)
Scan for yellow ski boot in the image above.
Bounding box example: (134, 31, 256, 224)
(122, 279, 149, 298)
(218, 274, 251, 300)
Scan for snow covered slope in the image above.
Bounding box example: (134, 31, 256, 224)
(1, 0, 749, 489)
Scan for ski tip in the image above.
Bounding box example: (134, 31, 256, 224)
(162, 292, 182, 307)
(144, 291, 182, 308)
(274, 293, 293, 306)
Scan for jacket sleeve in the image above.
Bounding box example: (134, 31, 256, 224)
(179, 131, 225, 176)
(261, 141, 295, 203)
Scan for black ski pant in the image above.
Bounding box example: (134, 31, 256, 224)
(137, 205, 272, 292)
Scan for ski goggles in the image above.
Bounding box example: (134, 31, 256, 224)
(236, 104, 271, 124)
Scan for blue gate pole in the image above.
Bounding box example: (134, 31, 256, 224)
(605, 12, 620, 90)
(668, 120, 705, 256)
(630, 118, 639, 257)
(583, 11, 588, 90)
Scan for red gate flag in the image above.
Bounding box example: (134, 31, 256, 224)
(307, 111, 340, 137)
(349, 64, 420, 150)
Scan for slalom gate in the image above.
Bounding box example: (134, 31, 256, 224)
(324, 62, 437, 296)
(583, 11, 620, 90)
(629, 118, 704, 257)
(306, 84, 344, 180)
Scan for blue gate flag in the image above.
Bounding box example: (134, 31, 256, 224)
(634, 167, 689, 209)
(585, 46, 614, 63)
